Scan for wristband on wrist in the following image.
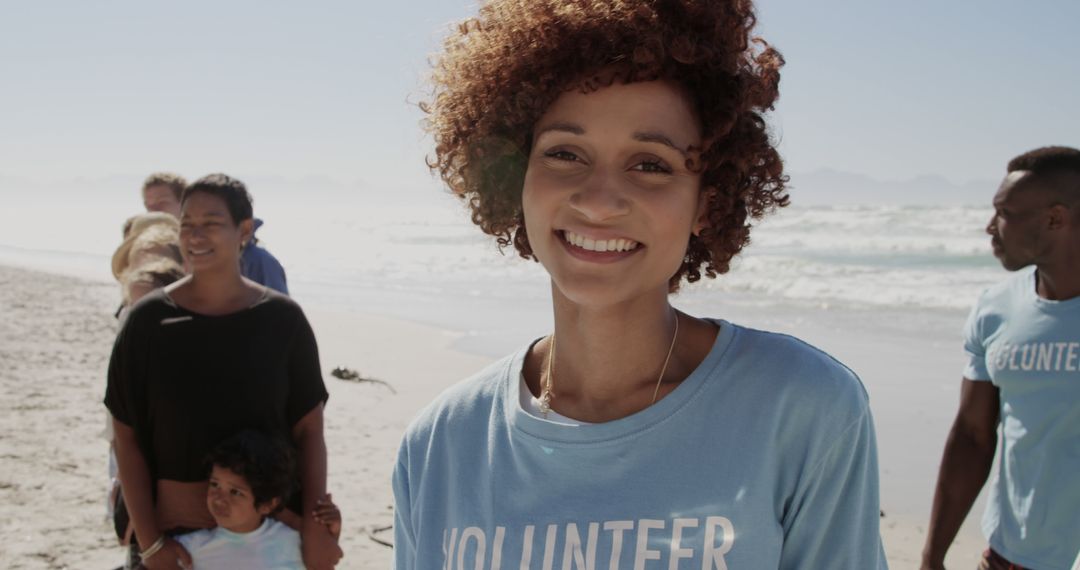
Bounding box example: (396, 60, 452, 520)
(138, 535, 166, 561)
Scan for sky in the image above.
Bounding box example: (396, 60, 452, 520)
(0, 0, 1077, 200)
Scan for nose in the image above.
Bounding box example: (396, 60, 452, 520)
(184, 225, 206, 241)
(568, 169, 630, 222)
(985, 215, 996, 236)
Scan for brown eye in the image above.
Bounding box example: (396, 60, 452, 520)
(632, 159, 672, 174)
(544, 149, 579, 162)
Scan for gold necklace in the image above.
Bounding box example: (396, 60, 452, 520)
(539, 311, 680, 416)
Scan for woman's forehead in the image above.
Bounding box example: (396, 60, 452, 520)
(535, 80, 701, 145)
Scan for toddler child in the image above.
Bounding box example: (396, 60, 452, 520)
(163, 430, 340, 569)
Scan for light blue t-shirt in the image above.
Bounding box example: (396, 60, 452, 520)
(393, 320, 887, 569)
(175, 518, 303, 570)
(963, 267, 1080, 569)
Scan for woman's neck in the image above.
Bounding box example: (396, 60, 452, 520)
(169, 271, 261, 315)
(527, 287, 717, 423)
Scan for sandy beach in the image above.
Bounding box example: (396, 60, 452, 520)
(0, 263, 987, 568)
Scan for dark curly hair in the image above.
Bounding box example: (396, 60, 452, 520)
(425, 0, 789, 289)
(206, 430, 295, 512)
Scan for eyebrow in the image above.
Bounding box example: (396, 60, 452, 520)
(534, 122, 584, 137)
(632, 131, 690, 156)
(534, 122, 690, 157)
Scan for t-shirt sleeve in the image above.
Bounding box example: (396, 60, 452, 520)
(392, 444, 416, 570)
(961, 296, 991, 381)
(173, 529, 207, 559)
(778, 405, 887, 570)
(285, 307, 328, 426)
(103, 313, 143, 427)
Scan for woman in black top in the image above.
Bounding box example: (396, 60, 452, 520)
(106, 174, 341, 570)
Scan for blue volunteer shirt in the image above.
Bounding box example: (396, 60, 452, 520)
(241, 219, 289, 295)
(963, 267, 1080, 569)
(393, 320, 887, 569)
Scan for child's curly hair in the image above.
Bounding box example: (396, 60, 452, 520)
(425, 0, 789, 289)
(206, 430, 295, 512)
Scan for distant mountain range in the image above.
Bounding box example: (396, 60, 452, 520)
(787, 169, 998, 207)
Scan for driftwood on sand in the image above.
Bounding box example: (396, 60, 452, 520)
(330, 366, 397, 394)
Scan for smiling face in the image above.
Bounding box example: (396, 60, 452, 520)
(179, 191, 252, 275)
(206, 465, 277, 533)
(522, 80, 709, 307)
(987, 171, 1055, 271)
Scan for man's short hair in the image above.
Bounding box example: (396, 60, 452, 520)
(141, 172, 187, 201)
(1007, 146, 1080, 176)
(181, 173, 254, 224)
(1007, 146, 1080, 205)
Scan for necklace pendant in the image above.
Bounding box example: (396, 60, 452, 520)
(538, 390, 552, 415)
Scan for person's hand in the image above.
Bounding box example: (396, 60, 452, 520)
(301, 519, 343, 569)
(313, 493, 342, 540)
(141, 537, 192, 570)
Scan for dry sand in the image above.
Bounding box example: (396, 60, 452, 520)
(0, 264, 487, 569)
(0, 264, 987, 568)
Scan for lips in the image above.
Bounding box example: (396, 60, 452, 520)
(561, 230, 640, 253)
(557, 229, 642, 263)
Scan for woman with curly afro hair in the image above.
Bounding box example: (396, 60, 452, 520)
(394, 1, 887, 568)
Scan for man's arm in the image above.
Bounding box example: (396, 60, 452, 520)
(920, 379, 1000, 570)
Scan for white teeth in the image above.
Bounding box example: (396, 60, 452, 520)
(563, 231, 638, 253)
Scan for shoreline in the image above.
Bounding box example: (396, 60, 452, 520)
(1, 262, 986, 568)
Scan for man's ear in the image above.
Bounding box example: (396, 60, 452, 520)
(1046, 203, 1072, 231)
(693, 186, 716, 236)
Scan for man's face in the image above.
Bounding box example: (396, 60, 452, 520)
(986, 171, 1053, 271)
(142, 184, 181, 218)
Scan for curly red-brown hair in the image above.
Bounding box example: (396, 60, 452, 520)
(425, 0, 789, 289)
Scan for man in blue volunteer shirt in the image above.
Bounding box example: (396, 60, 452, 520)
(922, 146, 1080, 570)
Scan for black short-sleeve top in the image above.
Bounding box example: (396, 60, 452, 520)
(105, 287, 328, 483)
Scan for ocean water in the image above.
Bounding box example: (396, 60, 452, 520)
(689, 205, 1004, 309)
(0, 197, 1005, 354)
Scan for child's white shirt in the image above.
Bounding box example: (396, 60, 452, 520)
(175, 518, 302, 570)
